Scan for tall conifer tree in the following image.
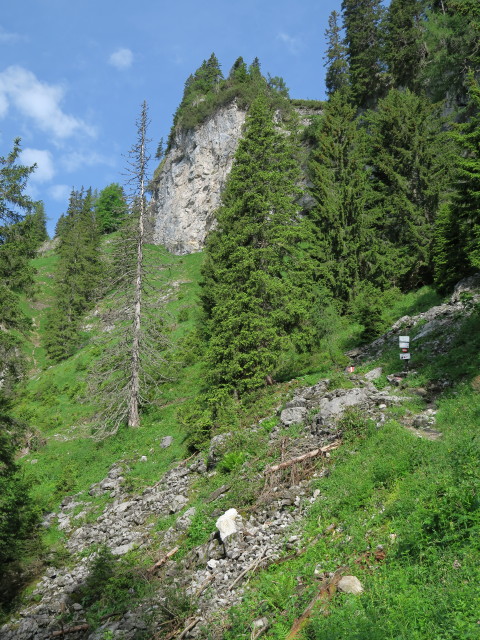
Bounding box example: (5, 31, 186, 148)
(87, 102, 172, 436)
(201, 96, 314, 397)
(45, 188, 103, 361)
(324, 11, 349, 96)
(341, 0, 387, 109)
(365, 89, 451, 289)
(434, 75, 480, 291)
(385, 0, 426, 91)
(0, 140, 38, 589)
(308, 91, 372, 305)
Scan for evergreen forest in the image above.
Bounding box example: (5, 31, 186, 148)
(0, 1, 479, 639)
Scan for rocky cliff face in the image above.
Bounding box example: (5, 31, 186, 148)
(149, 101, 246, 255)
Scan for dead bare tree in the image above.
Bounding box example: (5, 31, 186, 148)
(87, 102, 173, 437)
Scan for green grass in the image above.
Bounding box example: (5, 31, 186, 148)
(219, 382, 480, 640)
(15, 246, 206, 513)
(11, 251, 480, 639)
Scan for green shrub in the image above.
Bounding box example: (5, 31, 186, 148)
(217, 450, 248, 474)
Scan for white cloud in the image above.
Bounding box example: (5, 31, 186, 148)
(0, 92, 7, 117)
(277, 32, 303, 55)
(108, 48, 133, 70)
(60, 150, 115, 173)
(0, 26, 22, 44)
(0, 65, 96, 139)
(20, 148, 55, 183)
(49, 184, 71, 202)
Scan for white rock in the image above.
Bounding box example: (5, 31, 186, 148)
(337, 575, 364, 594)
(160, 436, 173, 448)
(216, 508, 242, 542)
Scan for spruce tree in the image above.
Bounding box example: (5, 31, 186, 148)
(0, 140, 38, 594)
(94, 183, 128, 233)
(0, 138, 35, 225)
(308, 91, 373, 305)
(422, 0, 480, 103)
(434, 75, 480, 291)
(341, 0, 387, 109)
(45, 188, 103, 361)
(87, 102, 172, 436)
(201, 95, 314, 397)
(385, 0, 426, 91)
(324, 10, 349, 96)
(364, 88, 452, 289)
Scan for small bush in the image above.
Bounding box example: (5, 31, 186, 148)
(337, 408, 375, 442)
(217, 450, 248, 474)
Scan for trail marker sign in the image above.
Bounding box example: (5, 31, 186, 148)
(399, 336, 410, 363)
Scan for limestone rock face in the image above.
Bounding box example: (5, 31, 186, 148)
(149, 101, 246, 255)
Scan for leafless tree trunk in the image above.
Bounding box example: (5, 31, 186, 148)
(128, 101, 148, 427)
(86, 101, 174, 438)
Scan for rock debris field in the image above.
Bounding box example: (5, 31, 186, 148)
(2, 366, 437, 640)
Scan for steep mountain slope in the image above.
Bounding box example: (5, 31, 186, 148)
(2, 262, 479, 640)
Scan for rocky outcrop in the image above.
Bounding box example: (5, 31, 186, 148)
(348, 273, 480, 362)
(149, 101, 246, 255)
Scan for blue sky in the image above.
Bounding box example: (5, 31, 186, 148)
(1, 0, 341, 235)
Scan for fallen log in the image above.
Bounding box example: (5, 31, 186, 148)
(265, 441, 341, 474)
(177, 617, 201, 639)
(51, 624, 90, 637)
(285, 568, 347, 639)
(148, 546, 179, 574)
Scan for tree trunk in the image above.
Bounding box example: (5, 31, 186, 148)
(128, 102, 148, 428)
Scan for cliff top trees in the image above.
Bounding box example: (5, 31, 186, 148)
(324, 10, 349, 96)
(166, 55, 294, 152)
(201, 95, 313, 398)
(342, 0, 387, 109)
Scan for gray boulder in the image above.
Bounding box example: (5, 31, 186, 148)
(280, 406, 307, 426)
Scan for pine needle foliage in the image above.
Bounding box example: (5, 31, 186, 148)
(44, 188, 104, 361)
(307, 90, 372, 306)
(0, 138, 35, 226)
(341, 0, 387, 109)
(385, 0, 426, 92)
(324, 11, 350, 96)
(434, 74, 480, 291)
(200, 95, 314, 399)
(363, 88, 453, 290)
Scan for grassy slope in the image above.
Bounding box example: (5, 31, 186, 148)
(12, 247, 480, 639)
(219, 298, 480, 640)
(15, 245, 205, 514)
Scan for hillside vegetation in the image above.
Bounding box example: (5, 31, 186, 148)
(1, 1, 479, 638)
